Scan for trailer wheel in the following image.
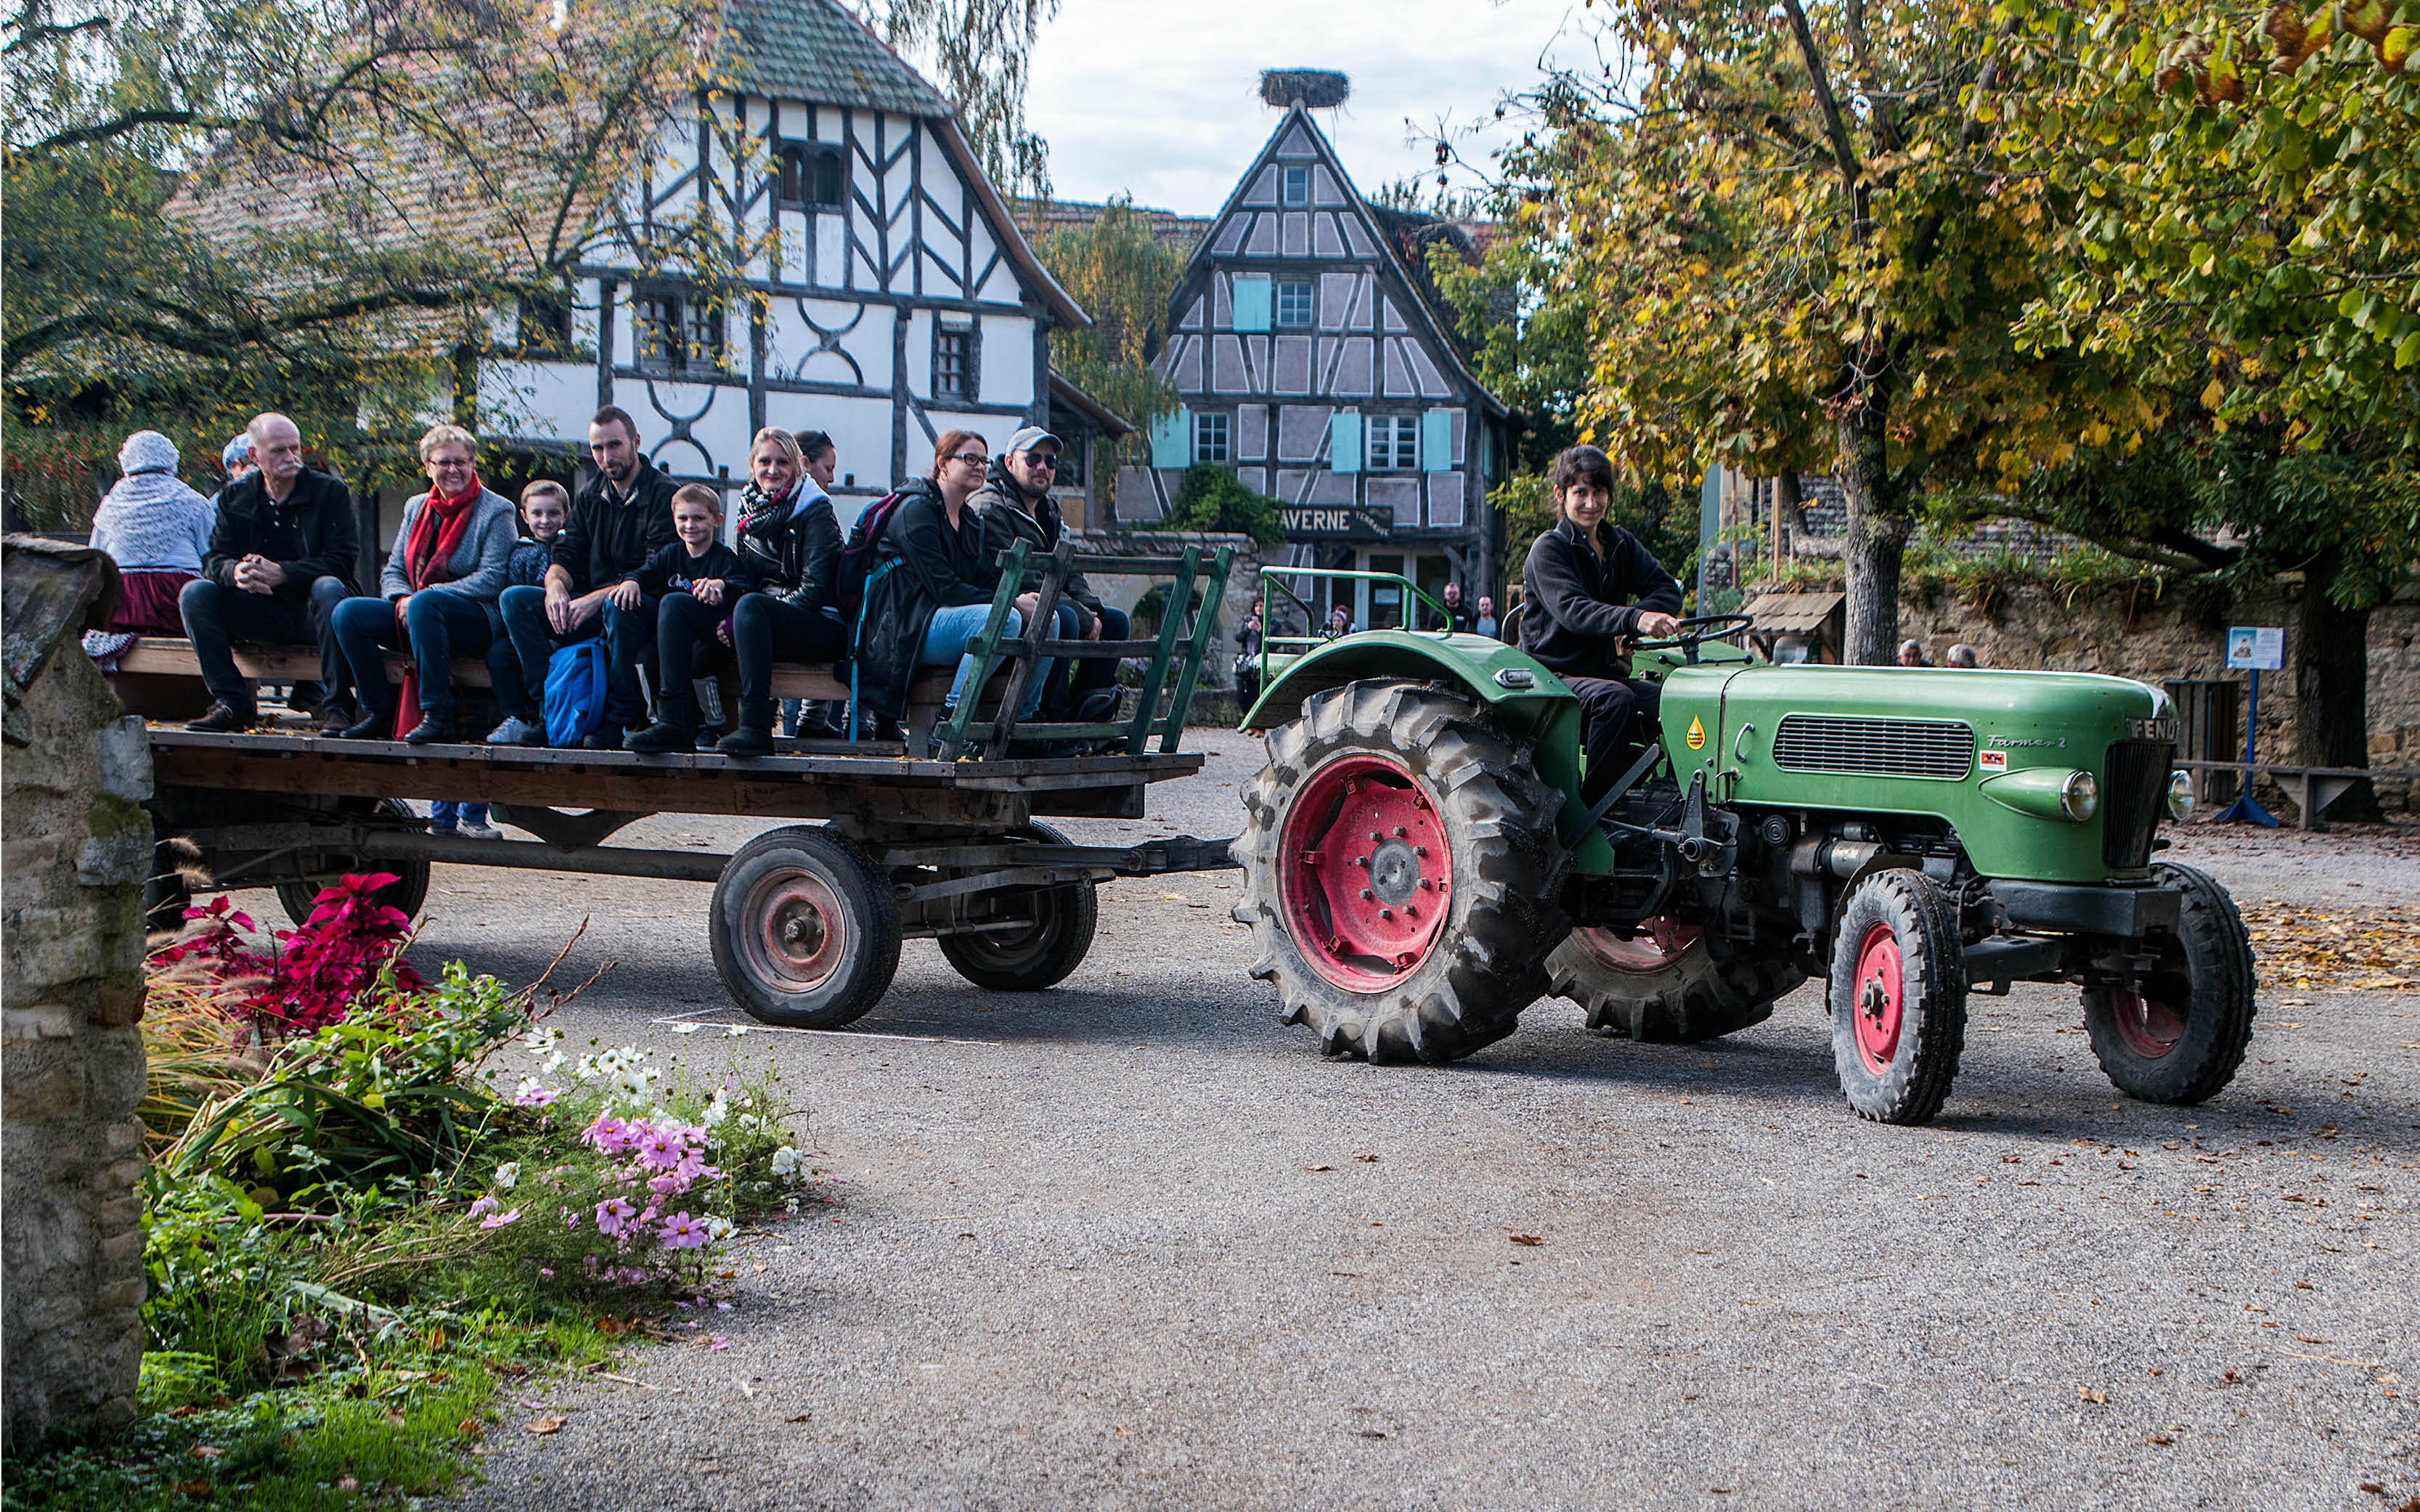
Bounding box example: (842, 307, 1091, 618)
(712, 825, 900, 1029)
(1549, 920, 1805, 1042)
(2083, 862, 2255, 1105)
(937, 820, 1099, 992)
(275, 798, 430, 926)
(1829, 870, 1968, 1124)
(1235, 679, 1567, 1063)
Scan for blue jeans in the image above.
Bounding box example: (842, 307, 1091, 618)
(177, 574, 351, 715)
(497, 584, 651, 727)
(922, 603, 1051, 720)
(333, 591, 494, 714)
(430, 801, 489, 830)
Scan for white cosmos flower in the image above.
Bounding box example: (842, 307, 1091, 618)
(522, 1026, 559, 1055)
(493, 1161, 521, 1190)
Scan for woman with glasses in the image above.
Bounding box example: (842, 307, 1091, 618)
(330, 423, 516, 743)
(850, 429, 1053, 749)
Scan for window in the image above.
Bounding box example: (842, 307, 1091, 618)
(1194, 412, 1230, 465)
(932, 324, 976, 401)
(633, 290, 721, 374)
(1366, 414, 1419, 471)
(516, 293, 573, 357)
(775, 143, 845, 209)
(1282, 165, 1310, 207)
(1275, 281, 1314, 329)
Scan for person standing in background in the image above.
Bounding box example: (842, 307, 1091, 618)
(1897, 639, 1930, 668)
(1473, 594, 1500, 641)
(1946, 643, 1981, 669)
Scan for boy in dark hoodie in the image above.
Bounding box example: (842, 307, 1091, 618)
(621, 485, 757, 753)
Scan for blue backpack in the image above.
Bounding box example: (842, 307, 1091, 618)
(543, 639, 610, 746)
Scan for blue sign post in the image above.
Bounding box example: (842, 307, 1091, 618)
(2212, 627, 2283, 827)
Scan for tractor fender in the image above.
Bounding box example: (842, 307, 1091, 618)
(1242, 631, 1576, 734)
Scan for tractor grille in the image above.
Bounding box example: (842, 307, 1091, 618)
(1771, 715, 1973, 780)
(2101, 739, 2174, 869)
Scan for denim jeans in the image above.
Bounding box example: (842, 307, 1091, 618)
(178, 575, 352, 716)
(429, 801, 489, 829)
(498, 584, 651, 727)
(922, 603, 1051, 720)
(333, 592, 496, 714)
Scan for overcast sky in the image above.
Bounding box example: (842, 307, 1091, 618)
(1023, 0, 1587, 215)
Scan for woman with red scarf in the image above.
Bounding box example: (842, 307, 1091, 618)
(332, 424, 518, 743)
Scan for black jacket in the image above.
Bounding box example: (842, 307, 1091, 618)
(851, 480, 1002, 718)
(970, 463, 1102, 619)
(627, 539, 755, 600)
(1519, 516, 1683, 678)
(735, 488, 842, 613)
(202, 467, 361, 599)
(553, 461, 679, 596)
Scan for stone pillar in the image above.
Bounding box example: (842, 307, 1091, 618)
(4, 540, 154, 1448)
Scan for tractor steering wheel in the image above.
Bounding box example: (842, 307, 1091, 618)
(1629, 613, 1757, 666)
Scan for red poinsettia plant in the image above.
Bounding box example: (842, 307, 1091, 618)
(153, 874, 425, 1034)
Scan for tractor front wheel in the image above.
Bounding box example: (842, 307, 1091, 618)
(2082, 862, 2255, 1105)
(1549, 920, 1805, 1042)
(1828, 870, 1968, 1124)
(1234, 680, 1568, 1063)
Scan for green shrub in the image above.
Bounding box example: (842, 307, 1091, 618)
(1162, 464, 1284, 544)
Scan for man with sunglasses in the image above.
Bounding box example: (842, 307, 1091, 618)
(970, 426, 1130, 724)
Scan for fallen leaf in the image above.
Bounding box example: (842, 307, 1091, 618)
(1354, 1154, 1380, 1163)
(1510, 1234, 1544, 1246)
(524, 1414, 566, 1435)
(786, 1413, 812, 1423)
(458, 1416, 484, 1437)
(2296, 1336, 2331, 1344)
(2079, 1387, 2109, 1404)
(383, 1409, 407, 1428)
(1303, 1165, 1334, 1172)
(1357, 1429, 1388, 1439)
(1115, 1426, 1136, 1437)
(190, 1444, 224, 1460)
(2359, 1485, 2384, 1496)
(2146, 1434, 2173, 1445)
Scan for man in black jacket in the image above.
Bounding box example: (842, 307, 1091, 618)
(178, 412, 360, 732)
(971, 425, 1130, 720)
(492, 406, 678, 748)
(1519, 444, 1683, 800)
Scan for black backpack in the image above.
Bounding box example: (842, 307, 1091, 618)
(832, 491, 904, 625)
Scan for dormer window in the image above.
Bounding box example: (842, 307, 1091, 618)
(775, 142, 845, 211)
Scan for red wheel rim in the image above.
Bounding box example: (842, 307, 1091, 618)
(1573, 918, 1704, 974)
(743, 868, 848, 994)
(1849, 921, 1904, 1073)
(2109, 989, 2185, 1060)
(1278, 753, 1450, 991)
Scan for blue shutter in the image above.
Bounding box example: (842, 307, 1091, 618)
(1151, 408, 1190, 468)
(1421, 410, 1452, 473)
(1329, 411, 1362, 474)
(1231, 275, 1272, 333)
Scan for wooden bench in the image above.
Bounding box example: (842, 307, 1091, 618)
(2175, 757, 2416, 830)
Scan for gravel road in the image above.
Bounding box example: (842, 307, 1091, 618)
(274, 730, 2416, 1511)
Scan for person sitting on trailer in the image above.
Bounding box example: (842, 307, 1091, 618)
(713, 428, 844, 757)
(178, 412, 362, 734)
(1518, 443, 1683, 802)
(87, 430, 217, 638)
(330, 423, 517, 744)
(969, 425, 1130, 723)
(493, 406, 679, 750)
(852, 430, 1054, 743)
(624, 486, 759, 753)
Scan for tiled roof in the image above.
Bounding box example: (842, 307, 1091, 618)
(717, 0, 952, 118)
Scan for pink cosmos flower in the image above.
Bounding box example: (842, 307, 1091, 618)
(468, 1195, 500, 1219)
(582, 1114, 633, 1154)
(635, 1127, 688, 1171)
(708, 1336, 729, 1350)
(648, 1172, 690, 1198)
(657, 1211, 710, 1249)
(594, 1197, 639, 1236)
(479, 1207, 521, 1230)
(514, 1081, 562, 1107)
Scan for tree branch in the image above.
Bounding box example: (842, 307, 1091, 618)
(1777, 0, 1867, 240)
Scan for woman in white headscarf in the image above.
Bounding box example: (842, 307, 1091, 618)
(89, 430, 218, 635)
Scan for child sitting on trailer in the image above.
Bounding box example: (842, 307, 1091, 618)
(436, 481, 574, 835)
(625, 486, 758, 753)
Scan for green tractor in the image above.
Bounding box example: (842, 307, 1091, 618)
(1232, 571, 2254, 1124)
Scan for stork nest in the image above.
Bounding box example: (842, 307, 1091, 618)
(1258, 70, 1350, 110)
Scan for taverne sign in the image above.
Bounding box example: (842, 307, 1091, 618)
(1282, 504, 1390, 539)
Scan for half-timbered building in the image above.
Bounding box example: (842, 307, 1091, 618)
(1117, 103, 1515, 629)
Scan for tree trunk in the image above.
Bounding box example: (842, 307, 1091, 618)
(1836, 405, 1908, 666)
(2292, 550, 2383, 822)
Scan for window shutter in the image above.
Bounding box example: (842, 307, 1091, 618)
(1150, 408, 1190, 468)
(1329, 412, 1362, 475)
(1421, 410, 1452, 473)
(1231, 274, 1273, 333)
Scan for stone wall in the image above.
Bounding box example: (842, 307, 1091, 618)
(1070, 529, 1263, 687)
(1896, 579, 2420, 812)
(4, 557, 154, 1447)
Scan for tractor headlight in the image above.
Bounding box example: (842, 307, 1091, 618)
(2167, 769, 2193, 823)
(2060, 770, 2101, 823)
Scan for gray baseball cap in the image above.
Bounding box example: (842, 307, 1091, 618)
(1003, 425, 1061, 457)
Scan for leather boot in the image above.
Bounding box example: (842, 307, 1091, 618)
(715, 698, 778, 758)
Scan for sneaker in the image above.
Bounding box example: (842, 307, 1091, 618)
(402, 710, 457, 745)
(341, 707, 394, 740)
(580, 727, 625, 752)
(427, 822, 457, 837)
(185, 703, 258, 733)
(625, 722, 694, 754)
(486, 714, 544, 747)
(456, 821, 503, 841)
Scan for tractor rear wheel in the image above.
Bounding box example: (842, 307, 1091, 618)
(1828, 869, 1968, 1125)
(1234, 680, 1568, 1063)
(2083, 861, 2255, 1105)
(1549, 920, 1805, 1042)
